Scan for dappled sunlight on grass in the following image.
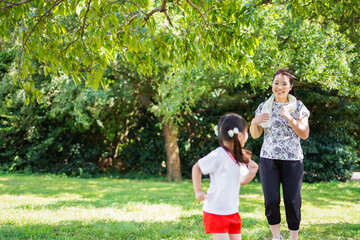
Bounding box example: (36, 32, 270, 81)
(118, 202, 184, 222)
(0, 175, 359, 239)
(302, 203, 359, 225)
(0, 194, 67, 209)
(0, 177, 192, 225)
(301, 181, 360, 226)
(1, 203, 186, 225)
(0, 175, 195, 205)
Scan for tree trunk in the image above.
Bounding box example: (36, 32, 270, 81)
(162, 121, 182, 182)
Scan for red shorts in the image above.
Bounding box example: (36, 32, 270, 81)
(203, 211, 242, 234)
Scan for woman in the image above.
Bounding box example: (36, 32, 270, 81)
(250, 68, 310, 240)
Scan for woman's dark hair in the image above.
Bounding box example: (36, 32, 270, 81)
(217, 113, 251, 164)
(273, 68, 297, 96)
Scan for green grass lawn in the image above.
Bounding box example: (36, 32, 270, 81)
(0, 174, 359, 240)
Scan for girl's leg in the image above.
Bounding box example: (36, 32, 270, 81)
(211, 233, 241, 240)
(280, 160, 304, 240)
(259, 158, 281, 238)
(211, 233, 230, 240)
(229, 234, 241, 240)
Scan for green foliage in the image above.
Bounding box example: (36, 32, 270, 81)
(0, 0, 260, 97)
(298, 86, 360, 182)
(0, 49, 168, 178)
(0, 54, 143, 177)
(1, 47, 359, 181)
(303, 132, 358, 183)
(0, 50, 15, 78)
(154, 68, 252, 128)
(289, 0, 360, 33)
(249, 4, 360, 97)
(0, 72, 105, 176)
(116, 109, 167, 178)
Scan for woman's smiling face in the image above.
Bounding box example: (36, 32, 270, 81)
(272, 74, 293, 102)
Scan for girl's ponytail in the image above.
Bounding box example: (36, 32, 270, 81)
(233, 133, 251, 164)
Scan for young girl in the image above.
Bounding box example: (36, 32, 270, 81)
(250, 68, 310, 240)
(192, 113, 258, 240)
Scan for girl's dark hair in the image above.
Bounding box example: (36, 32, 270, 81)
(273, 68, 297, 96)
(217, 113, 251, 164)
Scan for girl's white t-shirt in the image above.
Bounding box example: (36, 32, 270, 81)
(198, 147, 249, 215)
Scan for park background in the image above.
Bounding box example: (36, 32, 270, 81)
(0, 0, 359, 239)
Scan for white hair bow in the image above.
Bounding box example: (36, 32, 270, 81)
(214, 125, 219, 136)
(228, 127, 239, 138)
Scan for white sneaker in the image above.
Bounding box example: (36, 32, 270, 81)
(272, 237, 283, 240)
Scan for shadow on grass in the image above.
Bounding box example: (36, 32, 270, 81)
(1, 175, 264, 213)
(0, 214, 270, 240)
(0, 176, 173, 198)
(9, 187, 265, 215)
(1, 218, 358, 240)
(0, 214, 209, 240)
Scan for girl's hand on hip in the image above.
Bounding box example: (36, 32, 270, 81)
(195, 191, 208, 201)
(252, 113, 270, 125)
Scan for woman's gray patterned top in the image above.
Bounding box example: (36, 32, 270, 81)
(255, 100, 310, 161)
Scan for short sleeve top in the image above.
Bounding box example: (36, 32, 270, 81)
(198, 147, 249, 215)
(255, 100, 310, 160)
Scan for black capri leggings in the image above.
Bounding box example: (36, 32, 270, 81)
(259, 157, 304, 231)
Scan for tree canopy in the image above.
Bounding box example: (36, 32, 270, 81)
(0, 0, 260, 96)
(1, 0, 360, 100)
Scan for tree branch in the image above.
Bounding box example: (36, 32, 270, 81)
(160, 0, 167, 11)
(127, 13, 141, 25)
(142, 7, 161, 27)
(187, 0, 222, 31)
(142, 0, 174, 27)
(61, 37, 79, 54)
(162, 9, 174, 27)
(186, 0, 209, 24)
(116, 7, 164, 35)
(81, 0, 92, 59)
(0, 0, 32, 10)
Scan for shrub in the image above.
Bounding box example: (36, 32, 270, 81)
(302, 131, 358, 182)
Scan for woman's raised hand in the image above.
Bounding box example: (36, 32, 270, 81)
(252, 113, 270, 125)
